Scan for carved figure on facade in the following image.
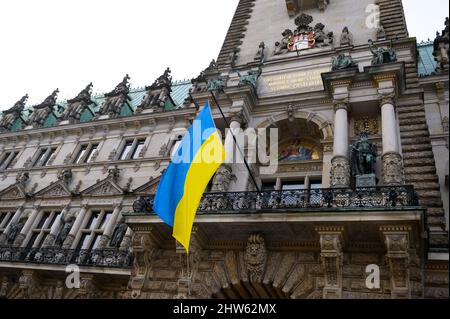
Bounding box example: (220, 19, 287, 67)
(351, 132, 377, 176)
(368, 39, 397, 65)
(237, 64, 263, 90)
(331, 54, 358, 71)
(377, 23, 387, 40)
(27, 89, 59, 128)
(331, 156, 351, 188)
(0, 276, 9, 298)
(207, 76, 227, 93)
(57, 168, 73, 185)
(60, 83, 94, 123)
(210, 165, 235, 192)
(244, 233, 267, 283)
(16, 171, 30, 188)
(339, 26, 353, 47)
(6, 216, 26, 245)
(433, 17, 449, 72)
(107, 165, 120, 183)
(55, 214, 75, 247)
(133, 195, 154, 214)
(0, 94, 28, 131)
(254, 42, 265, 62)
(100, 75, 130, 117)
(227, 48, 240, 69)
(110, 218, 128, 248)
(273, 29, 293, 55)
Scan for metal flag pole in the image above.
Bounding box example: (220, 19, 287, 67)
(209, 90, 261, 193)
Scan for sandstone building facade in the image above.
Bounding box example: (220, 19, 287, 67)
(0, 0, 448, 299)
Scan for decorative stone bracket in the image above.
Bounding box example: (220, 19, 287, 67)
(381, 226, 411, 299)
(315, 226, 345, 299)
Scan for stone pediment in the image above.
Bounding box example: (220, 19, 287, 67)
(34, 181, 72, 198)
(81, 178, 124, 197)
(133, 176, 161, 195)
(0, 183, 27, 200)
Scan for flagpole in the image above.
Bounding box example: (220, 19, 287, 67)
(209, 90, 261, 193)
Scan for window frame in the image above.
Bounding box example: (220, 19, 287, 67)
(117, 137, 147, 161)
(32, 146, 58, 167)
(72, 142, 100, 164)
(27, 210, 61, 249)
(75, 209, 113, 252)
(0, 150, 19, 170)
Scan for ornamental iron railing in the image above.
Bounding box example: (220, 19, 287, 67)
(0, 246, 133, 269)
(132, 185, 420, 215)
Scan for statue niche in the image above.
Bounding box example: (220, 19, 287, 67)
(100, 75, 131, 117)
(27, 89, 59, 128)
(6, 216, 27, 245)
(351, 132, 378, 187)
(60, 83, 94, 123)
(0, 94, 28, 131)
(109, 218, 128, 248)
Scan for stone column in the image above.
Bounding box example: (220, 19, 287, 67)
(98, 205, 122, 248)
(119, 228, 133, 251)
(14, 206, 40, 247)
(331, 97, 351, 188)
(381, 226, 411, 299)
(42, 206, 70, 247)
(63, 205, 88, 249)
(0, 206, 24, 244)
(224, 112, 245, 165)
(315, 226, 345, 299)
(379, 91, 403, 185)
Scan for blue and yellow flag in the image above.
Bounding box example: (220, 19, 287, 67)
(153, 102, 225, 252)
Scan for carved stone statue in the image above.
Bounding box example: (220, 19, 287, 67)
(254, 42, 265, 62)
(55, 214, 75, 247)
(60, 83, 93, 123)
(237, 64, 263, 90)
(6, 217, 26, 245)
(16, 171, 30, 187)
(433, 17, 449, 72)
(340, 27, 353, 46)
(108, 166, 120, 182)
(27, 89, 59, 127)
(331, 54, 358, 71)
(244, 233, 267, 283)
(351, 132, 378, 177)
(109, 218, 128, 248)
(207, 76, 227, 92)
(211, 165, 235, 192)
(57, 169, 73, 185)
(377, 23, 387, 40)
(368, 39, 397, 65)
(133, 195, 154, 214)
(273, 29, 293, 55)
(313, 23, 334, 47)
(100, 75, 130, 116)
(0, 277, 8, 298)
(205, 59, 218, 73)
(151, 68, 172, 88)
(227, 48, 240, 69)
(0, 94, 28, 130)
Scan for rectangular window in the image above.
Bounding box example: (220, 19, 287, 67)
(0, 212, 13, 229)
(28, 211, 61, 249)
(119, 141, 134, 160)
(119, 138, 146, 160)
(33, 147, 57, 167)
(73, 143, 99, 164)
(76, 209, 112, 252)
(0, 151, 19, 169)
(74, 145, 88, 164)
(131, 140, 146, 159)
(85, 144, 99, 163)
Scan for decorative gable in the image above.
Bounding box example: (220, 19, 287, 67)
(34, 181, 72, 198)
(133, 176, 161, 195)
(81, 179, 124, 197)
(0, 184, 27, 200)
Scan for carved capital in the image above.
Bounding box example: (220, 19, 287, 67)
(378, 92, 396, 107)
(381, 227, 411, 299)
(315, 226, 345, 299)
(333, 98, 350, 112)
(230, 111, 247, 126)
(330, 156, 351, 188)
(382, 152, 403, 186)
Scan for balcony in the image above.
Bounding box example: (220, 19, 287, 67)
(0, 246, 133, 269)
(132, 185, 421, 215)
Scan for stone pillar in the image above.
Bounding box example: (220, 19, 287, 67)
(42, 206, 70, 247)
(0, 206, 24, 244)
(63, 205, 88, 249)
(378, 90, 403, 185)
(315, 226, 345, 299)
(224, 112, 247, 191)
(98, 205, 122, 248)
(331, 97, 351, 188)
(14, 206, 40, 247)
(224, 112, 245, 165)
(119, 228, 133, 251)
(381, 226, 411, 299)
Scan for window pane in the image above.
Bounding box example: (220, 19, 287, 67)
(85, 144, 99, 163)
(26, 232, 40, 249)
(132, 140, 145, 159)
(282, 182, 305, 190)
(91, 234, 102, 250)
(0, 213, 6, 226)
(75, 145, 88, 164)
(77, 233, 92, 250)
(310, 182, 323, 189)
(36, 212, 51, 229)
(43, 148, 56, 166)
(5, 152, 18, 169)
(0, 213, 13, 228)
(99, 211, 113, 230)
(34, 149, 47, 167)
(35, 233, 48, 248)
(0, 153, 8, 167)
(119, 141, 134, 160)
(86, 212, 100, 229)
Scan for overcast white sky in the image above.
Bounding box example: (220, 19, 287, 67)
(0, 0, 448, 110)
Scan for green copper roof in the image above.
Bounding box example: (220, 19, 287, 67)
(417, 41, 437, 77)
(0, 79, 192, 132)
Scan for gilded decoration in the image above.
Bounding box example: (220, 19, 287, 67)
(354, 117, 379, 136)
(278, 139, 323, 162)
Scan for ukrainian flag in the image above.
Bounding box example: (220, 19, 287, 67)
(153, 102, 225, 252)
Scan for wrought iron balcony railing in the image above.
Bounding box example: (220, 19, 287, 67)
(132, 185, 420, 215)
(0, 246, 133, 269)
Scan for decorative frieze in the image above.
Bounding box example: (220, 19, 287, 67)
(330, 156, 351, 188)
(382, 152, 403, 185)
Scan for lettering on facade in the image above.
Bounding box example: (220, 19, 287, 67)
(261, 68, 329, 94)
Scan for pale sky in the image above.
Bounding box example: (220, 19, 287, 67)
(0, 0, 448, 110)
